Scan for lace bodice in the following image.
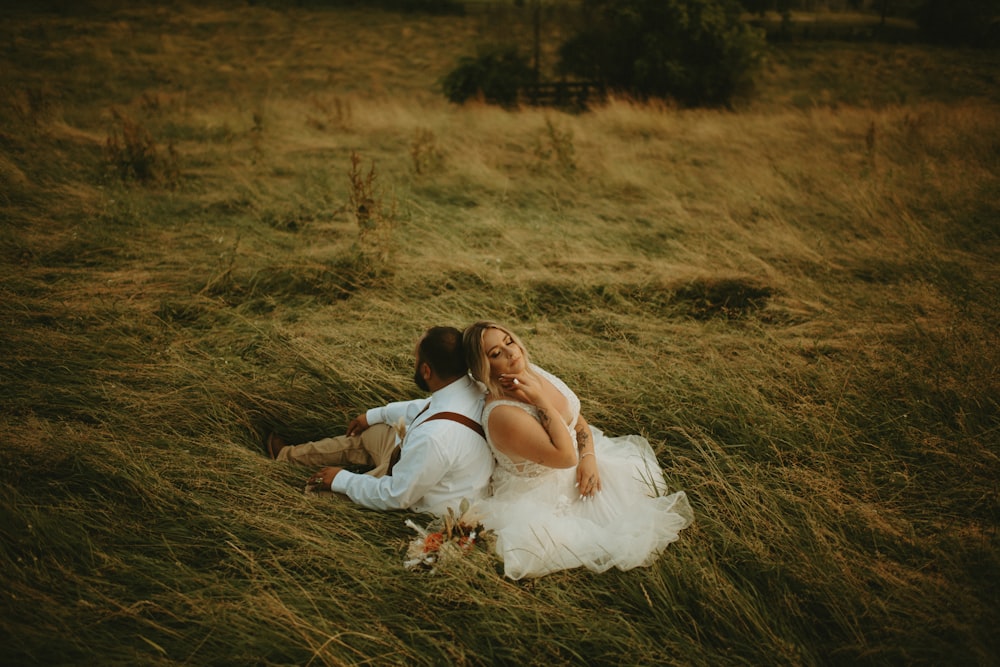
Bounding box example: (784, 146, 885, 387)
(483, 365, 581, 479)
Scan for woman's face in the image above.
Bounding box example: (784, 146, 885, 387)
(482, 327, 524, 378)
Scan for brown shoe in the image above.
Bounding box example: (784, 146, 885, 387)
(266, 432, 287, 459)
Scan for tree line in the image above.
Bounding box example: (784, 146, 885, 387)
(442, 0, 997, 110)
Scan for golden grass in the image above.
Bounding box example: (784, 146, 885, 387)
(1, 3, 998, 665)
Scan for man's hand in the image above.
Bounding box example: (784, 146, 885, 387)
(308, 466, 343, 491)
(346, 414, 369, 437)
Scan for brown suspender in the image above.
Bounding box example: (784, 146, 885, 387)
(421, 411, 486, 438)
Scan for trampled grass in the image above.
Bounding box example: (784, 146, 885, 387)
(1, 3, 998, 665)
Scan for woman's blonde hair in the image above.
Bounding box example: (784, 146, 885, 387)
(463, 321, 532, 399)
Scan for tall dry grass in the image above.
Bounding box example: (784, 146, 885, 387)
(1, 3, 998, 665)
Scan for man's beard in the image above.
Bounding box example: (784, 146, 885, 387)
(414, 368, 429, 392)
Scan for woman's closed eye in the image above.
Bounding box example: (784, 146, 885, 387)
(489, 337, 515, 358)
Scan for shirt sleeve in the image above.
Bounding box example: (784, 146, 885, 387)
(366, 397, 431, 428)
(330, 425, 450, 511)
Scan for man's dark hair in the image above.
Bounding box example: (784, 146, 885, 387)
(419, 326, 467, 379)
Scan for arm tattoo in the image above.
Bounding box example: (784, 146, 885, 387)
(536, 407, 552, 431)
(576, 427, 591, 452)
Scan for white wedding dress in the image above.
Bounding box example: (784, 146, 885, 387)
(476, 365, 694, 579)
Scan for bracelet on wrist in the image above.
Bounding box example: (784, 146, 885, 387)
(579, 451, 595, 462)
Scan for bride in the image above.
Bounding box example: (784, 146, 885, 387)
(463, 321, 693, 579)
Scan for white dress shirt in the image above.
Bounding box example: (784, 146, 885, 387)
(331, 375, 492, 516)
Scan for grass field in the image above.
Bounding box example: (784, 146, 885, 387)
(2, 3, 999, 665)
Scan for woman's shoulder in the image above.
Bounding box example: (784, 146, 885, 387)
(484, 397, 534, 416)
(483, 399, 538, 430)
(483, 399, 541, 448)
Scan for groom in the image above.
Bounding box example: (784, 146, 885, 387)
(267, 326, 492, 517)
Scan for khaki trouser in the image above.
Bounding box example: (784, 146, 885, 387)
(276, 422, 398, 477)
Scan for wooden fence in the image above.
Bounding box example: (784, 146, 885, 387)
(519, 81, 607, 110)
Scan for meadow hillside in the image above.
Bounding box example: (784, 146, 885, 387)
(1, 3, 998, 665)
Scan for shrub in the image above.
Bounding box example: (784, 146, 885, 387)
(533, 118, 576, 173)
(103, 109, 178, 185)
(347, 151, 394, 269)
(409, 128, 445, 176)
(558, 0, 767, 107)
(104, 110, 159, 183)
(442, 46, 536, 108)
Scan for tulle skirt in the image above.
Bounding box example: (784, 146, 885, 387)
(477, 428, 694, 579)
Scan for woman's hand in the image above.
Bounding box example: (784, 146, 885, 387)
(576, 452, 601, 498)
(498, 372, 542, 405)
(575, 415, 600, 499)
